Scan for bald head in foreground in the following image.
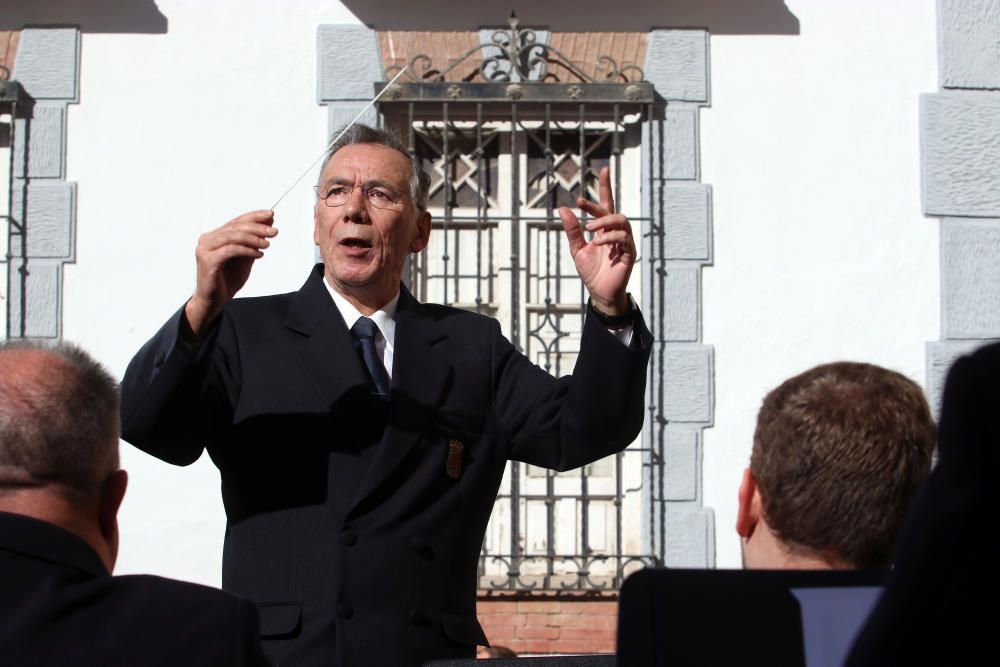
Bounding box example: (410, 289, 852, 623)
(737, 361, 935, 569)
(0, 341, 271, 667)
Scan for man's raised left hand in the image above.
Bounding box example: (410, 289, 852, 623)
(558, 166, 636, 316)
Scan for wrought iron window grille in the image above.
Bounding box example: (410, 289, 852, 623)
(375, 17, 667, 592)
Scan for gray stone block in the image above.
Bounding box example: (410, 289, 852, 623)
(926, 340, 990, 418)
(655, 182, 712, 261)
(921, 93, 1000, 217)
(14, 104, 65, 179)
(938, 0, 1000, 90)
(9, 181, 76, 260)
(644, 30, 709, 103)
(663, 506, 715, 567)
(941, 218, 1000, 339)
(326, 103, 381, 139)
(662, 106, 698, 179)
(642, 106, 698, 181)
(7, 259, 61, 339)
(662, 344, 713, 423)
(317, 25, 384, 102)
(664, 265, 699, 341)
(12, 28, 80, 101)
(663, 427, 698, 501)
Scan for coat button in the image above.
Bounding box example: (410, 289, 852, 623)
(408, 608, 427, 626)
(409, 536, 428, 554)
(337, 602, 354, 619)
(340, 529, 357, 546)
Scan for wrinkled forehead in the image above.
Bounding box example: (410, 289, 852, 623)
(319, 143, 413, 190)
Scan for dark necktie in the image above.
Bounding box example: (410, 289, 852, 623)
(351, 317, 390, 398)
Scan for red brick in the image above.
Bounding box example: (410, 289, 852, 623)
(551, 638, 615, 654)
(481, 627, 518, 639)
(516, 625, 561, 640)
(551, 613, 617, 629)
(479, 621, 521, 634)
(482, 630, 515, 640)
(516, 600, 573, 615)
(484, 632, 519, 646)
(478, 600, 520, 613)
(576, 601, 619, 614)
(559, 626, 616, 641)
(503, 639, 536, 654)
(523, 640, 559, 654)
(478, 612, 526, 627)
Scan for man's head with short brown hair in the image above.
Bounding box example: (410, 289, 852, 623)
(0, 340, 127, 572)
(737, 361, 935, 570)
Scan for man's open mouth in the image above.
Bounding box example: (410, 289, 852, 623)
(340, 238, 372, 248)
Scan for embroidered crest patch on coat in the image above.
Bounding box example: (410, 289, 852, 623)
(446, 439, 464, 479)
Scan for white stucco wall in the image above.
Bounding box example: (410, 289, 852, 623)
(62, 0, 361, 584)
(701, 0, 940, 567)
(37, 0, 941, 584)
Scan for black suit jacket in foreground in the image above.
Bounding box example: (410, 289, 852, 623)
(120, 265, 652, 667)
(846, 342, 1000, 665)
(0, 512, 270, 667)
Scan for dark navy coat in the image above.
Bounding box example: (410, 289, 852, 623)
(0, 512, 270, 666)
(121, 264, 651, 667)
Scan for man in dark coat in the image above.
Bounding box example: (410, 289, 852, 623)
(120, 124, 651, 666)
(0, 341, 270, 667)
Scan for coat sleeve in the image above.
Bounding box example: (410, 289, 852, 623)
(493, 304, 652, 471)
(120, 305, 240, 466)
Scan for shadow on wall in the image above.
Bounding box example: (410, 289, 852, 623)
(1, 0, 167, 33)
(343, 0, 799, 35)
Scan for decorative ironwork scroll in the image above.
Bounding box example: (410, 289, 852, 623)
(387, 13, 646, 86)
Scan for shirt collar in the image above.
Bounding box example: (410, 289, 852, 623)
(323, 277, 398, 347)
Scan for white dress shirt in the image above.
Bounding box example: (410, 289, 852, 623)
(324, 278, 398, 380)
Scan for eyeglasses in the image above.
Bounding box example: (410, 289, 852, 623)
(314, 182, 411, 210)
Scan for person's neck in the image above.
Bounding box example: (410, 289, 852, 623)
(743, 518, 851, 570)
(0, 488, 113, 573)
(327, 278, 398, 316)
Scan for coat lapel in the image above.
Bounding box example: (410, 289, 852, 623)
(285, 265, 371, 410)
(347, 286, 451, 519)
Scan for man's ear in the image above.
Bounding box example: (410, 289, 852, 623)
(410, 210, 432, 253)
(98, 469, 128, 569)
(313, 204, 321, 246)
(736, 467, 760, 538)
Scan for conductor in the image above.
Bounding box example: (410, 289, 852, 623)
(121, 124, 651, 666)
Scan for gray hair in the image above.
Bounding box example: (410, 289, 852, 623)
(0, 340, 120, 497)
(316, 124, 431, 211)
